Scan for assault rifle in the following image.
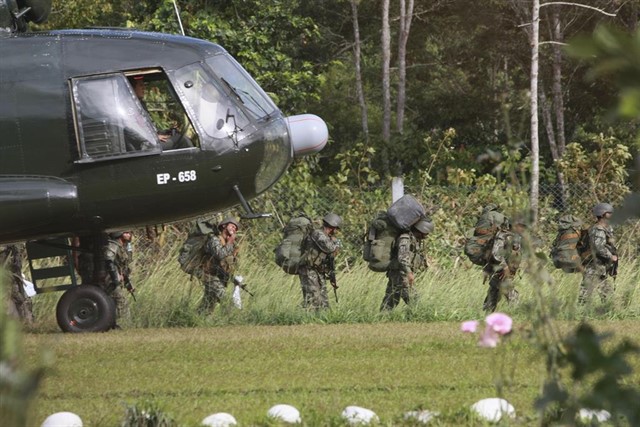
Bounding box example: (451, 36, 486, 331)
(233, 275, 254, 296)
(607, 246, 619, 280)
(123, 274, 136, 301)
(327, 254, 338, 303)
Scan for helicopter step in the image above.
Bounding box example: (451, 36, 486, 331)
(26, 237, 116, 332)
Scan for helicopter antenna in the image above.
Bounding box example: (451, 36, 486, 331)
(171, 0, 185, 36)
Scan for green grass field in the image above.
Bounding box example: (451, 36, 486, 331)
(22, 321, 640, 426)
(19, 240, 640, 425)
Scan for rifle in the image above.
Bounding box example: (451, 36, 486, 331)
(233, 275, 254, 296)
(327, 254, 338, 303)
(607, 246, 619, 280)
(123, 274, 137, 301)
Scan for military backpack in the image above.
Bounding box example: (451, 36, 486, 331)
(274, 215, 314, 274)
(363, 211, 402, 272)
(549, 214, 585, 273)
(178, 221, 214, 276)
(464, 205, 506, 266)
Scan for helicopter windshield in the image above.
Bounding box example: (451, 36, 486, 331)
(173, 62, 250, 141)
(205, 54, 277, 120)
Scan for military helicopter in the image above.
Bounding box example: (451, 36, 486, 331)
(0, 0, 328, 331)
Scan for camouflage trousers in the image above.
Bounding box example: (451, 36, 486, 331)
(298, 267, 329, 310)
(483, 271, 519, 313)
(380, 270, 418, 311)
(100, 281, 129, 320)
(578, 268, 613, 305)
(199, 275, 227, 315)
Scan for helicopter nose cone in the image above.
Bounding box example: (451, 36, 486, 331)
(286, 114, 328, 156)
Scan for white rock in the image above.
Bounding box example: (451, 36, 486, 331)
(404, 410, 438, 424)
(341, 406, 379, 425)
(267, 404, 301, 424)
(41, 412, 83, 427)
(201, 412, 237, 427)
(578, 409, 611, 423)
(470, 398, 515, 423)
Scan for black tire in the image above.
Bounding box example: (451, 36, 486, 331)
(56, 285, 116, 333)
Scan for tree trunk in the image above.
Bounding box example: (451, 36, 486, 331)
(396, 0, 413, 134)
(350, 0, 369, 146)
(551, 8, 566, 156)
(530, 0, 540, 224)
(381, 0, 391, 176)
(540, 82, 568, 209)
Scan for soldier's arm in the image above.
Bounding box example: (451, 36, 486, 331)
(490, 232, 508, 269)
(591, 228, 614, 261)
(205, 235, 235, 260)
(311, 230, 339, 254)
(396, 234, 413, 275)
(103, 244, 120, 285)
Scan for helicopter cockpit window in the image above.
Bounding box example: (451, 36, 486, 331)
(205, 54, 277, 120)
(173, 62, 250, 140)
(72, 74, 160, 161)
(126, 72, 199, 151)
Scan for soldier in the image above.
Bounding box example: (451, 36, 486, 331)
(482, 218, 525, 312)
(578, 203, 617, 305)
(0, 244, 33, 324)
(298, 213, 342, 310)
(199, 217, 240, 315)
(103, 231, 134, 320)
(73, 233, 108, 286)
(380, 218, 433, 311)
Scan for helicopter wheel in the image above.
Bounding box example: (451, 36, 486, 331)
(56, 285, 116, 333)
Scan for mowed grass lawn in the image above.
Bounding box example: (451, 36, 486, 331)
(22, 321, 640, 426)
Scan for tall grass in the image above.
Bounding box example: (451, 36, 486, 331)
(29, 231, 640, 331)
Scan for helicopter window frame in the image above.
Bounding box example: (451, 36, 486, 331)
(124, 69, 200, 152)
(71, 72, 162, 164)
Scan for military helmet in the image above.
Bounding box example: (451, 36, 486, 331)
(218, 217, 240, 230)
(413, 218, 434, 235)
(482, 203, 500, 214)
(322, 213, 342, 229)
(109, 231, 124, 239)
(592, 202, 614, 218)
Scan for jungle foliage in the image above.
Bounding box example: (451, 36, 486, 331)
(34, 0, 640, 193)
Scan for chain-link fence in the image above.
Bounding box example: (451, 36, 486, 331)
(155, 181, 638, 271)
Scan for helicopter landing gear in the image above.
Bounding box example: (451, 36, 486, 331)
(56, 285, 116, 333)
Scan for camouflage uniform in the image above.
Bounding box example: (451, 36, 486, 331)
(483, 230, 522, 312)
(103, 239, 131, 318)
(579, 224, 616, 304)
(0, 244, 33, 324)
(199, 233, 238, 314)
(380, 232, 425, 310)
(298, 228, 339, 310)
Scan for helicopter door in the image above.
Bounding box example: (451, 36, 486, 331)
(71, 73, 161, 163)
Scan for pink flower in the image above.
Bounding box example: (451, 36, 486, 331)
(485, 312, 513, 335)
(478, 325, 500, 348)
(461, 320, 479, 333)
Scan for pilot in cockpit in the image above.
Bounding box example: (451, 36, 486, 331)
(129, 75, 194, 151)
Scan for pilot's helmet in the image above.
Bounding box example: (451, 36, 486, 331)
(322, 213, 342, 229)
(218, 217, 240, 230)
